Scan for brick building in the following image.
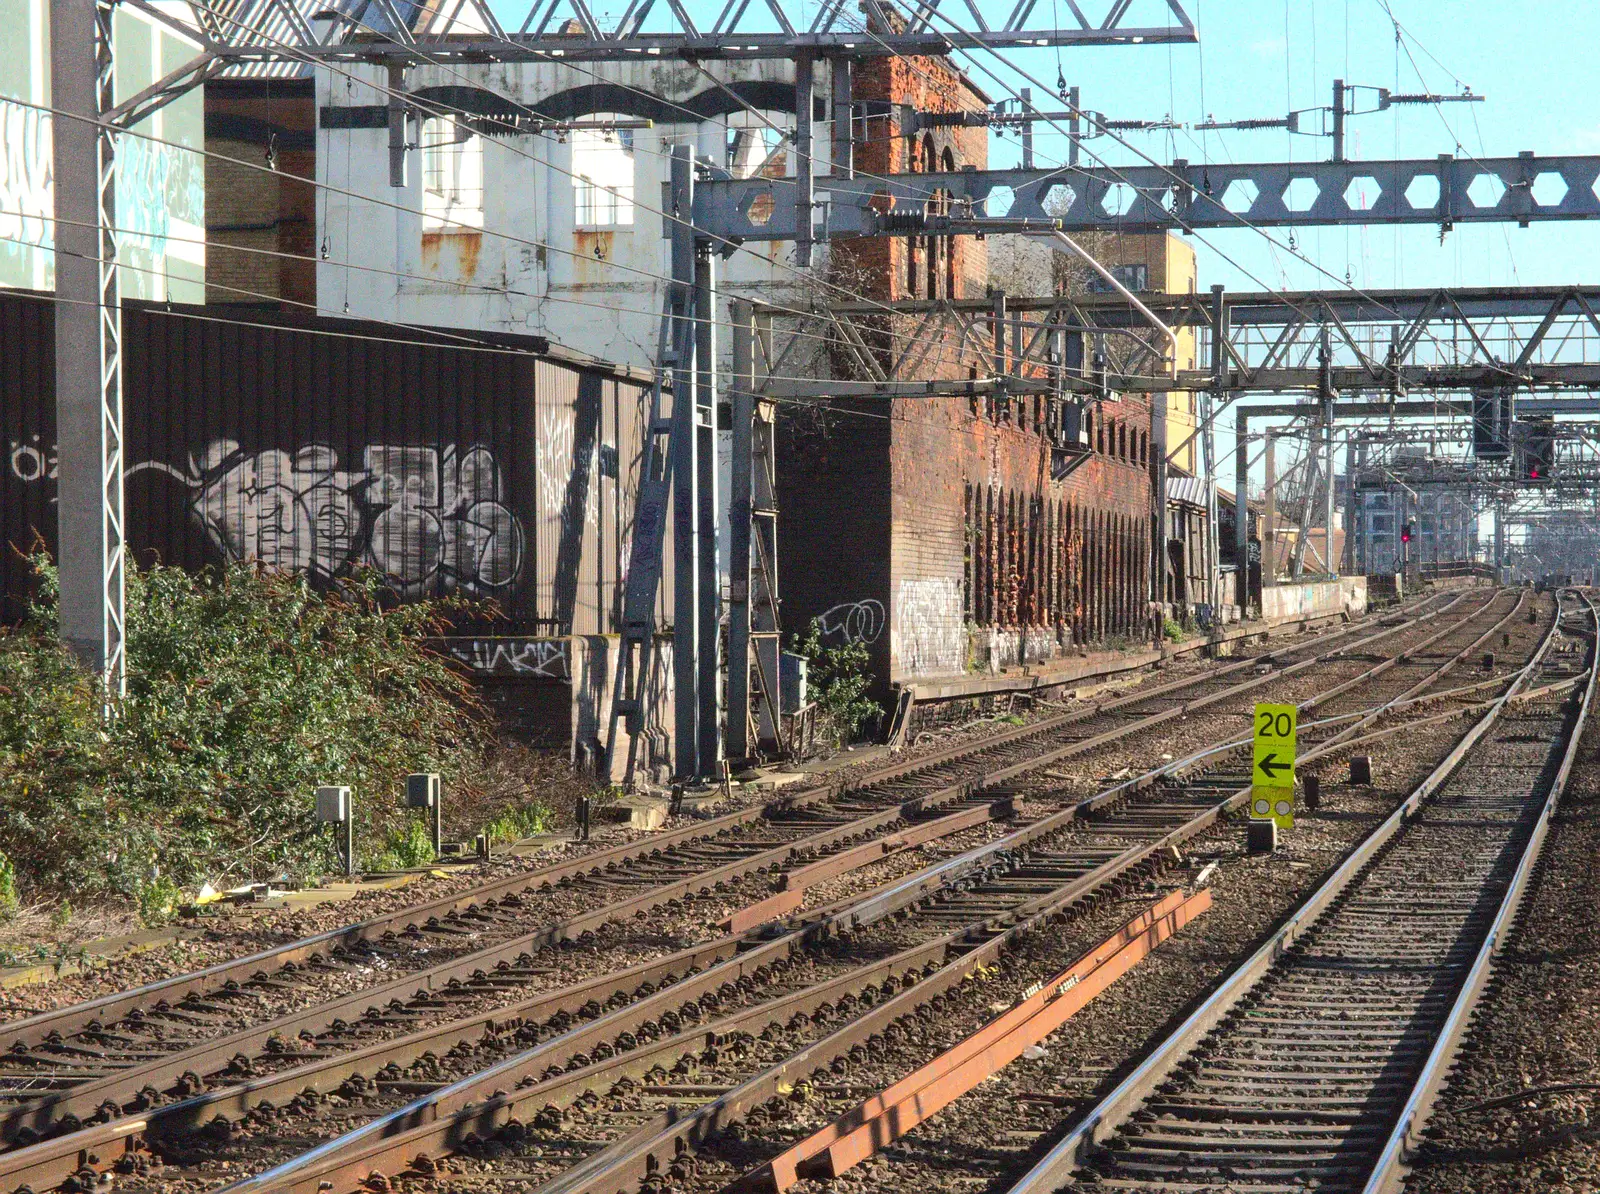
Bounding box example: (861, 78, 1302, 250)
(197, 31, 1166, 698)
(205, 79, 317, 306)
(779, 50, 1160, 690)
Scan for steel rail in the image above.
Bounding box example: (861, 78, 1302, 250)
(0, 593, 1492, 1193)
(25, 633, 1546, 1193)
(1000, 591, 1590, 1194)
(0, 798, 1017, 1145)
(212, 590, 1529, 1194)
(0, 596, 1467, 1134)
(1, 593, 1456, 1059)
(1362, 589, 1600, 1194)
(0, 800, 1045, 1194)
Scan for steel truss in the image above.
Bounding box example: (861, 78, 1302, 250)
(58, 0, 1600, 774)
(52, 0, 126, 699)
(113, 0, 1193, 108)
(753, 286, 1600, 398)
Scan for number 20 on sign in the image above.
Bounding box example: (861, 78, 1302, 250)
(1251, 703, 1298, 830)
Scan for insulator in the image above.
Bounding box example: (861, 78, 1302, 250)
(878, 211, 929, 233)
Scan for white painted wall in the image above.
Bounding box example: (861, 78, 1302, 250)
(316, 59, 832, 374)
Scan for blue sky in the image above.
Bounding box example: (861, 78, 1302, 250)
(488, 0, 1599, 505)
(976, 0, 1600, 295)
(489, 0, 1600, 294)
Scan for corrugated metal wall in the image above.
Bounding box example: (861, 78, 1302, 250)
(0, 292, 665, 634)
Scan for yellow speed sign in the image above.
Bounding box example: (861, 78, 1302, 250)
(1251, 703, 1298, 830)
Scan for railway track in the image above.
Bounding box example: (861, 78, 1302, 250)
(0, 591, 1473, 1144)
(0, 587, 1539, 1193)
(0, 587, 1523, 1194)
(999, 589, 1597, 1194)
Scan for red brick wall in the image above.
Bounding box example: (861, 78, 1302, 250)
(888, 390, 1155, 678)
(836, 55, 988, 303)
(779, 52, 1158, 684)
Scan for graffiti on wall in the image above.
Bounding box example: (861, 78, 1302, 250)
(444, 636, 568, 678)
(893, 578, 964, 677)
(110, 440, 524, 596)
(8, 435, 55, 484)
(0, 101, 52, 258)
(815, 598, 885, 645)
(0, 101, 203, 265)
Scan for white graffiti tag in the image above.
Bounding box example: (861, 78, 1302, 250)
(122, 440, 525, 596)
(0, 102, 53, 256)
(816, 599, 885, 645)
(446, 637, 569, 678)
(893, 578, 965, 677)
(8, 437, 56, 484)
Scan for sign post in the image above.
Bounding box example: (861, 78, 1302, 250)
(1251, 703, 1298, 831)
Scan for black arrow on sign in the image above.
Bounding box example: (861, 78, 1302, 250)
(1257, 753, 1291, 780)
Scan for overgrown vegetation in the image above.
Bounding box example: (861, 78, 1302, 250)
(0, 558, 562, 918)
(1163, 616, 1186, 643)
(792, 619, 883, 744)
(0, 851, 17, 918)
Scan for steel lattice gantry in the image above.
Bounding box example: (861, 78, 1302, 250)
(120, 0, 1196, 78)
(697, 154, 1600, 237)
(752, 286, 1600, 398)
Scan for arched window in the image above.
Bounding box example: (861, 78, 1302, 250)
(572, 116, 635, 227)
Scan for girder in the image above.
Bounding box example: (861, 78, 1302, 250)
(756, 286, 1600, 398)
(700, 154, 1600, 238)
(126, 0, 1196, 73)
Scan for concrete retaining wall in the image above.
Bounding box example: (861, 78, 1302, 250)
(1262, 577, 1367, 625)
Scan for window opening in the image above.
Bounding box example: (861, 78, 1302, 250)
(421, 116, 484, 230)
(573, 120, 635, 227)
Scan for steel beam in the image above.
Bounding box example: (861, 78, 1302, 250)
(669, 144, 700, 779)
(701, 154, 1600, 237)
(53, 0, 125, 699)
(694, 243, 722, 775)
(168, 0, 1195, 69)
(727, 302, 755, 762)
(755, 283, 1600, 399)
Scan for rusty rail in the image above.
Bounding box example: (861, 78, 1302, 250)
(208, 592, 1521, 1194)
(1001, 589, 1590, 1194)
(3, 592, 1456, 1061)
(740, 887, 1211, 1192)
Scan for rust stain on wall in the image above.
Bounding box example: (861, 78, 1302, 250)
(572, 230, 615, 282)
(421, 230, 484, 281)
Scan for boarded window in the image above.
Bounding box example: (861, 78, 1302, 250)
(421, 117, 484, 231)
